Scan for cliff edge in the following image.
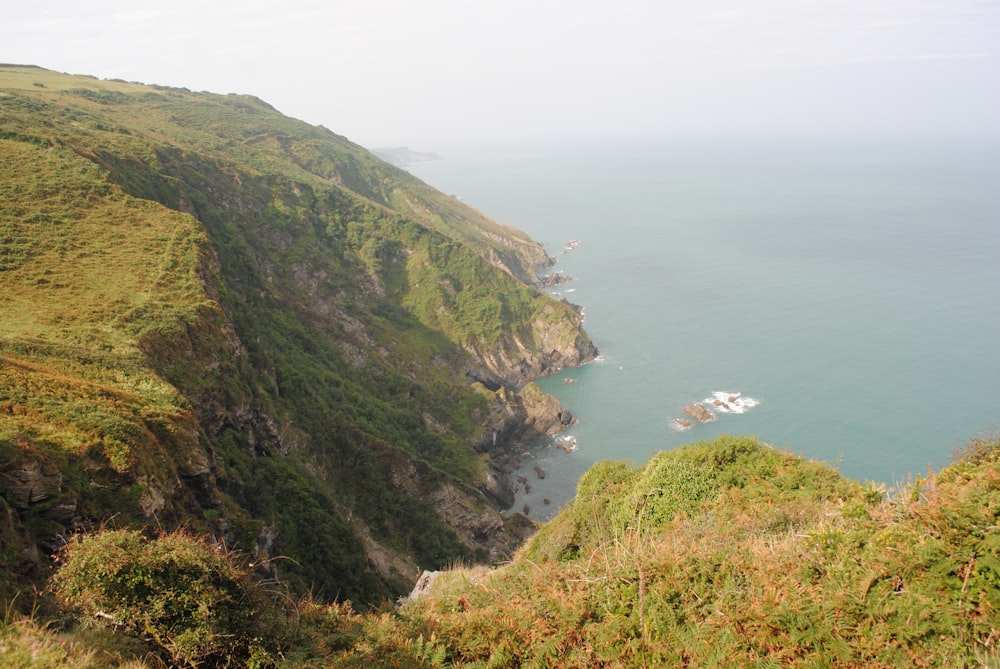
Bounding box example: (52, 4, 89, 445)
(0, 65, 595, 604)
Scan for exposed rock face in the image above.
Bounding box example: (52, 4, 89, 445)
(475, 383, 575, 461)
(0, 460, 62, 508)
(481, 236, 553, 286)
(479, 465, 516, 509)
(457, 382, 578, 515)
(515, 383, 576, 437)
(468, 304, 598, 387)
(535, 272, 574, 288)
(357, 523, 423, 594)
(136, 475, 167, 519)
(425, 483, 514, 562)
(408, 570, 442, 600)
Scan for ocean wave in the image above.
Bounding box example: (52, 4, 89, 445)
(555, 434, 578, 452)
(669, 391, 760, 430)
(704, 391, 760, 414)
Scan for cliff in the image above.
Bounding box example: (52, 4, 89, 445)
(0, 65, 596, 604)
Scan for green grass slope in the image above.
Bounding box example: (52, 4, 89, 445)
(0, 65, 594, 606)
(331, 435, 999, 668)
(14, 435, 992, 668)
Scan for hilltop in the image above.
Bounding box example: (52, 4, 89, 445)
(0, 65, 595, 604)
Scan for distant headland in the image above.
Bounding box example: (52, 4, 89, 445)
(371, 146, 441, 167)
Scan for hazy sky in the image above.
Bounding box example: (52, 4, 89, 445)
(3, 0, 999, 147)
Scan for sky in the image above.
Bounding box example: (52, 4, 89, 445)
(3, 0, 999, 147)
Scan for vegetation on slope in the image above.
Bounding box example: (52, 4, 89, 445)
(1, 434, 995, 667)
(337, 435, 1000, 668)
(5, 65, 992, 667)
(0, 64, 594, 607)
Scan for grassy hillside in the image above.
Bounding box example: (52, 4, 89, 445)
(2, 434, 995, 667)
(331, 435, 1000, 668)
(0, 65, 595, 606)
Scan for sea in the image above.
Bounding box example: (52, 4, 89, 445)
(407, 137, 1000, 520)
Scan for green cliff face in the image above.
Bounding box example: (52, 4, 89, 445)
(0, 65, 595, 604)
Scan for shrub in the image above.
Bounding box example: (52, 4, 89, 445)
(50, 528, 285, 668)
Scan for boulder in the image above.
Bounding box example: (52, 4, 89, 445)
(682, 403, 716, 423)
(408, 570, 442, 600)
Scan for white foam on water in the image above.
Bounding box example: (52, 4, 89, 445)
(704, 391, 760, 414)
(555, 434, 579, 452)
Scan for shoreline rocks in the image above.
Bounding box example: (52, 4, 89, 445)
(535, 271, 574, 288)
(555, 435, 577, 452)
(682, 403, 716, 423)
(671, 391, 761, 432)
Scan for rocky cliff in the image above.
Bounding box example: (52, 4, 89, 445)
(0, 65, 595, 604)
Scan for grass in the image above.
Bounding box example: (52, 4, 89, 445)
(0, 435, 995, 667)
(2, 63, 597, 608)
(337, 435, 1000, 668)
(0, 616, 102, 669)
(0, 129, 212, 532)
(0, 132, 212, 360)
(0, 64, 547, 282)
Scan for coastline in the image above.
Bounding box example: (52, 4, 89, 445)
(408, 138, 998, 513)
(496, 239, 596, 519)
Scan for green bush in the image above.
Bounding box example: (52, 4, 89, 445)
(50, 528, 285, 668)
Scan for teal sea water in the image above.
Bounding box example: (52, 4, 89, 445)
(408, 138, 1000, 520)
